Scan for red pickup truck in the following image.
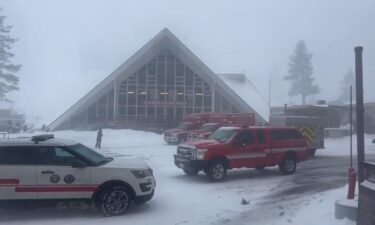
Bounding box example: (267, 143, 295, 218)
(174, 126, 309, 181)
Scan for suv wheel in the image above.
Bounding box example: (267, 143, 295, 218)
(183, 168, 199, 176)
(97, 185, 132, 216)
(279, 156, 297, 175)
(207, 160, 227, 181)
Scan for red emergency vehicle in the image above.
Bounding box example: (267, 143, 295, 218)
(186, 113, 255, 141)
(164, 113, 255, 144)
(174, 126, 309, 181)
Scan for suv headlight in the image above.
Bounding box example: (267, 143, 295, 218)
(196, 148, 208, 160)
(131, 169, 153, 179)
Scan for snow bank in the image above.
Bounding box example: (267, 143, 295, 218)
(318, 134, 375, 156)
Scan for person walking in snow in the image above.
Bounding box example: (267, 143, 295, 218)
(95, 128, 103, 148)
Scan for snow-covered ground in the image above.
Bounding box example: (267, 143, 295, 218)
(2, 129, 371, 225)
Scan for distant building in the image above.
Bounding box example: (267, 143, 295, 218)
(48, 28, 269, 131)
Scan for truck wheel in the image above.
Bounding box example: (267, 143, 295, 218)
(309, 149, 317, 157)
(279, 156, 297, 175)
(255, 166, 265, 170)
(183, 168, 199, 176)
(97, 185, 132, 216)
(207, 160, 227, 182)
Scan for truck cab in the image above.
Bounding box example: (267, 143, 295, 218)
(174, 126, 309, 181)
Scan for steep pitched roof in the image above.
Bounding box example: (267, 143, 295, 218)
(48, 28, 267, 130)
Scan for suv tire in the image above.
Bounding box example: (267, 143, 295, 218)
(97, 185, 132, 216)
(183, 168, 199, 176)
(279, 156, 297, 175)
(206, 160, 227, 182)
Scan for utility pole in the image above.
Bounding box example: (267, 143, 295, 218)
(355, 46, 365, 183)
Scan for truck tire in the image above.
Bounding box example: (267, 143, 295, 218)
(183, 168, 199, 176)
(97, 185, 132, 216)
(309, 149, 317, 157)
(255, 166, 265, 170)
(206, 160, 227, 182)
(279, 156, 297, 175)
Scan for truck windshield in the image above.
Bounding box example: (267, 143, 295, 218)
(208, 128, 237, 142)
(68, 143, 110, 165)
(201, 123, 218, 131)
(178, 122, 192, 130)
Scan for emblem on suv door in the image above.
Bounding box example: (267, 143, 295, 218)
(50, 174, 60, 183)
(64, 175, 75, 184)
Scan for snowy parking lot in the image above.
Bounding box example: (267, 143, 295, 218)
(1, 129, 375, 225)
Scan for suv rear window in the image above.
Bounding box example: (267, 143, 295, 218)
(271, 129, 303, 141)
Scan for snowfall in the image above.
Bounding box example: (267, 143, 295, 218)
(1, 129, 375, 225)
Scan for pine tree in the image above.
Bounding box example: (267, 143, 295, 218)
(284, 40, 320, 105)
(0, 9, 21, 102)
(338, 69, 355, 102)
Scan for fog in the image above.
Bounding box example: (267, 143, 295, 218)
(1, 0, 375, 125)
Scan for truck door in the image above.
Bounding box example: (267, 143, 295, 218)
(228, 130, 261, 168)
(0, 146, 37, 200)
(34, 146, 93, 199)
(255, 129, 274, 166)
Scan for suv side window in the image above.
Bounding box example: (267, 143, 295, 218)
(271, 130, 302, 140)
(35, 146, 77, 166)
(0, 146, 36, 165)
(236, 130, 255, 145)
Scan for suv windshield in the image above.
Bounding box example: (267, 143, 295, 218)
(208, 128, 237, 143)
(201, 123, 218, 131)
(68, 143, 110, 165)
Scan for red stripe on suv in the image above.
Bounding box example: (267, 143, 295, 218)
(15, 186, 97, 192)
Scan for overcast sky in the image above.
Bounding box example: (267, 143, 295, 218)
(1, 0, 375, 125)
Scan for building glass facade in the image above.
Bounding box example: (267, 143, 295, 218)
(82, 50, 238, 129)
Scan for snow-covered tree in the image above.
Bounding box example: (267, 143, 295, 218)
(284, 40, 320, 105)
(338, 69, 355, 102)
(0, 9, 21, 102)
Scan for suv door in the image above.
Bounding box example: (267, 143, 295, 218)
(34, 146, 93, 199)
(228, 130, 260, 168)
(0, 146, 37, 200)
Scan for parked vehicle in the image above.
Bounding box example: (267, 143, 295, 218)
(187, 123, 222, 141)
(174, 126, 309, 181)
(164, 113, 255, 144)
(186, 113, 256, 141)
(0, 134, 156, 216)
(269, 116, 325, 156)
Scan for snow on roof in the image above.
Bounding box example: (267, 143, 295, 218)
(217, 74, 269, 122)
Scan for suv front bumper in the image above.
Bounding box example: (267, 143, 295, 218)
(134, 189, 154, 204)
(174, 155, 207, 171)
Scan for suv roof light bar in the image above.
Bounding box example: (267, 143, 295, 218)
(32, 134, 54, 143)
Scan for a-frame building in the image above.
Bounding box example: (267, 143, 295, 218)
(48, 28, 268, 131)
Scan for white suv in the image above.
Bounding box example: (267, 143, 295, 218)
(0, 134, 156, 216)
